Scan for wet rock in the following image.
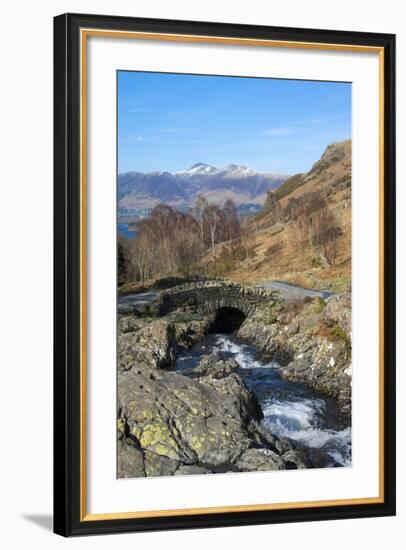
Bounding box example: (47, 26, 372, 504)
(279, 336, 351, 418)
(237, 320, 292, 365)
(193, 351, 240, 379)
(169, 313, 211, 350)
(282, 449, 307, 469)
(251, 421, 290, 454)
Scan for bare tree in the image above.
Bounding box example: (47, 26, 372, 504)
(205, 203, 223, 259)
(128, 233, 154, 285)
(316, 207, 341, 266)
(125, 197, 244, 282)
(292, 216, 308, 255)
(222, 198, 241, 249)
(193, 194, 208, 247)
(173, 215, 202, 276)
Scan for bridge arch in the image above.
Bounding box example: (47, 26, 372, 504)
(208, 306, 246, 333)
(158, 280, 276, 322)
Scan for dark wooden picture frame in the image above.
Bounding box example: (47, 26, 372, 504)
(54, 12, 396, 537)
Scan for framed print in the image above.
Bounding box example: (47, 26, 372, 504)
(53, 13, 396, 536)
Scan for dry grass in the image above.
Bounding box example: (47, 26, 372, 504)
(227, 142, 352, 291)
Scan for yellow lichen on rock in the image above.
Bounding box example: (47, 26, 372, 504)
(139, 421, 180, 459)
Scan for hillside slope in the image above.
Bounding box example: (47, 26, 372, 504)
(227, 140, 352, 291)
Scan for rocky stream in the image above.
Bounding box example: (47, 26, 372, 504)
(117, 283, 352, 478)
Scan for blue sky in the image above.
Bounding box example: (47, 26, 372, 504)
(118, 71, 351, 175)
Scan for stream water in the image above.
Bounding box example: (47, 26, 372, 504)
(176, 333, 351, 468)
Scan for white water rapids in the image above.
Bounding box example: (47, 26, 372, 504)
(211, 335, 352, 467)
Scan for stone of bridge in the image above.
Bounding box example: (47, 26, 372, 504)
(157, 280, 276, 318)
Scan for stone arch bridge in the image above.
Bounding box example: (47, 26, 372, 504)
(157, 280, 277, 323)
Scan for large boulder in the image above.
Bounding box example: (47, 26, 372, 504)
(169, 313, 212, 350)
(118, 366, 264, 468)
(201, 372, 263, 423)
(117, 344, 300, 477)
(118, 317, 177, 371)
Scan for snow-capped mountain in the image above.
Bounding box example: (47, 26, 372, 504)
(176, 162, 219, 176)
(176, 162, 266, 180)
(118, 163, 289, 214)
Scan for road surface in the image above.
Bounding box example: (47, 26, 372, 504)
(117, 290, 158, 313)
(256, 280, 335, 300)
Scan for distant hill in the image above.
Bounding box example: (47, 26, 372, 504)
(118, 163, 289, 216)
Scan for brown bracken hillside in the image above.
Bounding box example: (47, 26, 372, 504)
(227, 139, 352, 291)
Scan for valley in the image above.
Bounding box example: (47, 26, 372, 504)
(117, 139, 353, 478)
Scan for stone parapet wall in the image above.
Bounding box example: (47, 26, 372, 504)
(157, 280, 276, 317)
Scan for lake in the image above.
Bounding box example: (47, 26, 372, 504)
(118, 223, 137, 240)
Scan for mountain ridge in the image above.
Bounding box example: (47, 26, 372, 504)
(118, 163, 290, 213)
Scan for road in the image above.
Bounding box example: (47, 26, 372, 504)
(256, 280, 335, 300)
(117, 290, 158, 313)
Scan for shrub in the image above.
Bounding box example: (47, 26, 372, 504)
(312, 297, 327, 313)
(303, 297, 326, 315)
(329, 324, 351, 347)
